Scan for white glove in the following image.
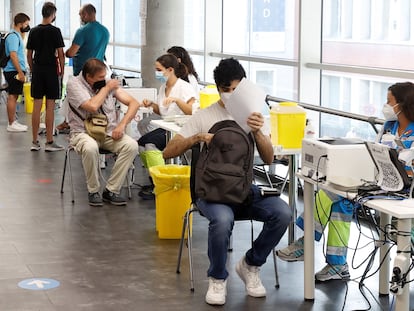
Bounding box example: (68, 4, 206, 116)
(398, 148, 414, 165)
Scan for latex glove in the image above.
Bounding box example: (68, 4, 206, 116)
(398, 148, 414, 165)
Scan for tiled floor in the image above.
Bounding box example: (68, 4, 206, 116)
(0, 101, 411, 310)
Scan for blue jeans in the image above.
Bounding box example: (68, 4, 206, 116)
(196, 184, 292, 280)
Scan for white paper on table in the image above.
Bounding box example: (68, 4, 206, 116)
(224, 78, 266, 133)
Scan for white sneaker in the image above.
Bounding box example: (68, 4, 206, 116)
(205, 277, 227, 305)
(236, 256, 266, 298)
(14, 121, 28, 130)
(7, 121, 27, 132)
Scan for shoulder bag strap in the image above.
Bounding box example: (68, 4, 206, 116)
(68, 101, 85, 121)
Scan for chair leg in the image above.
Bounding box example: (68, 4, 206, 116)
(60, 148, 69, 194)
(67, 147, 75, 203)
(176, 209, 189, 274)
(273, 249, 280, 288)
(176, 206, 196, 292)
(187, 208, 195, 292)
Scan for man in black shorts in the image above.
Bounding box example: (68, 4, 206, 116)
(3, 13, 31, 132)
(26, 2, 65, 151)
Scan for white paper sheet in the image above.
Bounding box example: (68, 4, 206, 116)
(224, 78, 266, 133)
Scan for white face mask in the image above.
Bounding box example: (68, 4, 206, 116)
(382, 103, 399, 121)
(220, 92, 232, 105)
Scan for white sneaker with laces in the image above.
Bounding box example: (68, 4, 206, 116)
(7, 121, 27, 132)
(205, 277, 227, 305)
(236, 256, 266, 297)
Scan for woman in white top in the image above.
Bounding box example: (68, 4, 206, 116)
(138, 54, 196, 151)
(167, 46, 200, 97)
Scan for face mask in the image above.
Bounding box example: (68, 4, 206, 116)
(93, 80, 106, 91)
(155, 71, 167, 83)
(382, 103, 399, 121)
(20, 25, 30, 33)
(220, 92, 232, 105)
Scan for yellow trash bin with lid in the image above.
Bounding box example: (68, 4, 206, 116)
(149, 165, 191, 239)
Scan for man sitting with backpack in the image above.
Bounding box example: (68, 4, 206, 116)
(163, 58, 291, 306)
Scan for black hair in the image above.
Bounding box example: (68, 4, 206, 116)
(42, 2, 57, 18)
(156, 54, 188, 80)
(82, 58, 107, 79)
(167, 46, 199, 81)
(14, 13, 30, 26)
(213, 58, 246, 89)
(390, 82, 414, 122)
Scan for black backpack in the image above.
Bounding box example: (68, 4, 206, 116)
(0, 32, 15, 68)
(195, 119, 254, 205)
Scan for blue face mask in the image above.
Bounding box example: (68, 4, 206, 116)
(155, 71, 167, 83)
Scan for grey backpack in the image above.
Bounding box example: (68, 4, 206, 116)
(195, 120, 254, 205)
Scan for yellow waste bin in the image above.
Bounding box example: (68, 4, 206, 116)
(270, 102, 306, 149)
(23, 83, 45, 113)
(199, 85, 220, 109)
(149, 165, 191, 239)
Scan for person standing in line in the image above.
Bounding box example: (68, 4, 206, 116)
(27, 2, 65, 151)
(56, 3, 110, 133)
(3, 13, 31, 132)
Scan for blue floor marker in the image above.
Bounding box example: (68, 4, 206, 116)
(18, 278, 60, 290)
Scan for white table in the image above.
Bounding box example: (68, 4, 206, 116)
(299, 173, 414, 311)
(150, 119, 182, 164)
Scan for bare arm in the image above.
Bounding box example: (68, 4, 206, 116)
(80, 79, 120, 113)
(65, 43, 80, 58)
(10, 51, 25, 81)
(248, 112, 274, 164)
(163, 132, 212, 159)
(57, 47, 65, 77)
(163, 97, 195, 115)
(26, 49, 33, 73)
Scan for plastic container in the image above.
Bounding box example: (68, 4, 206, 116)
(270, 102, 306, 149)
(23, 83, 45, 114)
(199, 85, 220, 109)
(149, 165, 192, 239)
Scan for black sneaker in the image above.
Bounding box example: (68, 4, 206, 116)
(138, 189, 155, 200)
(102, 189, 127, 206)
(88, 192, 103, 206)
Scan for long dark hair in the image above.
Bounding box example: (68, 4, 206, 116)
(167, 46, 199, 81)
(156, 54, 188, 80)
(390, 82, 414, 122)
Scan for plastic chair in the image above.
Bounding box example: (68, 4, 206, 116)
(176, 144, 280, 291)
(60, 145, 134, 203)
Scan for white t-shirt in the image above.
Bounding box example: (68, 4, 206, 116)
(179, 102, 232, 138)
(179, 102, 270, 138)
(158, 78, 196, 116)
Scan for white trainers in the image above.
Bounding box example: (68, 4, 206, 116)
(7, 120, 28, 132)
(235, 256, 266, 298)
(205, 277, 227, 305)
(30, 141, 41, 151)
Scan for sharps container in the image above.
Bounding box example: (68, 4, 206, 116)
(270, 102, 306, 149)
(199, 85, 220, 109)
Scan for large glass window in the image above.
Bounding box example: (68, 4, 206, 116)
(223, 0, 298, 60)
(321, 0, 414, 140)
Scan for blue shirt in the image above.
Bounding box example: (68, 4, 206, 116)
(72, 21, 109, 76)
(4, 30, 26, 72)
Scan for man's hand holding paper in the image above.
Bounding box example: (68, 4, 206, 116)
(223, 78, 267, 133)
